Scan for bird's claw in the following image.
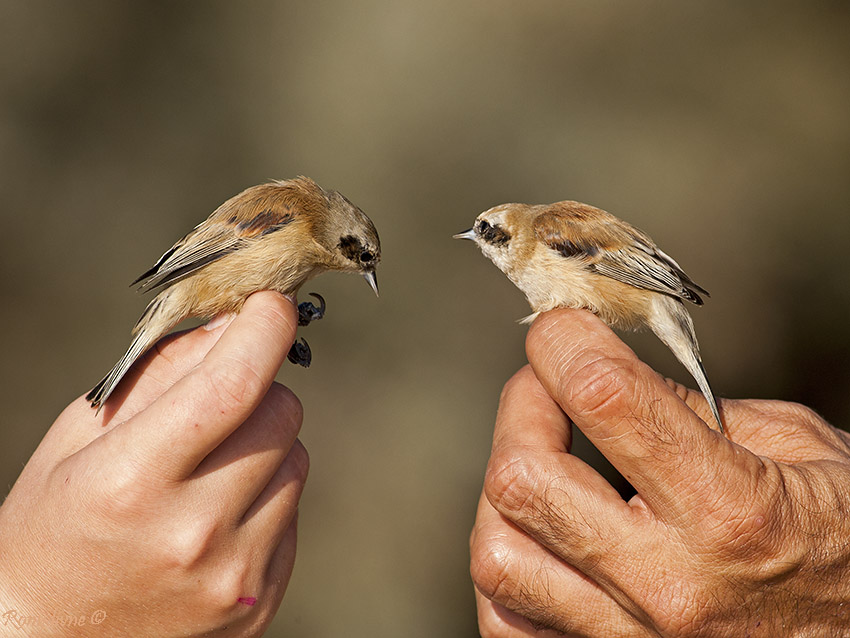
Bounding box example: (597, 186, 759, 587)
(291, 293, 323, 366)
(297, 293, 326, 326)
(287, 338, 312, 367)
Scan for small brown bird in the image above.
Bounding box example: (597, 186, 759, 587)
(87, 176, 381, 410)
(455, 200, 723, 433)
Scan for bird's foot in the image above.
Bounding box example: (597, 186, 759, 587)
(287, 338, 312, 367)
(290, 293, 323, 366)
(297, 293, 326, 327)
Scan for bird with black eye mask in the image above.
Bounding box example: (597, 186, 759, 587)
(87, 176, 381, 411)
(455, 200, 723, 434)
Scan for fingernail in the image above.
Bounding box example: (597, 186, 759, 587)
(283, 293, 297, 305)
(204, 312, 236, 332)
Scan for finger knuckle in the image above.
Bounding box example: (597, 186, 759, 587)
(204, 358, 266, 414)
(652, 594, 706, 636)
(288, 439, 310, 484)
(498, 366, 535, 403)
(471, 540, 564, 633)
(748, 400, 834, 440)
(477, 613, 503, 638)
(484, 450, 540, 516)
(469, 532, 516, 603)
(697, 460, 789, 564)
(716, 510, 781, 561)
(266, 383, 304, 432)
(566, 354, 637, 420)
(161, 515, 221, 572)
(775, 401, 825, 426)
(200, 560, 255, 619)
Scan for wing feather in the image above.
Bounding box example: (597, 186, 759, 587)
(132, 184, 298, 293)
(131, 222, 245, 293)
(533, 203, 708, 305)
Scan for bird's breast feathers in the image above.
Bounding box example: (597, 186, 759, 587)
(513, 242, 652, 329)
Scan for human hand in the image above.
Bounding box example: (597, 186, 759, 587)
(470, 308, 850, 637)
(0, 291, 308, 637)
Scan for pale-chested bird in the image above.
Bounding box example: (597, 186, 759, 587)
(87, 176, 380, 410)
(455, 200, 723, 433)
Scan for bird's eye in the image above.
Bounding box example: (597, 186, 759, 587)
(477, 219, 511, 246)
(360, 250, 374, 263)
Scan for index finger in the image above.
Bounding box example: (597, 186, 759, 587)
(484, 365, 636, 588)
(525, 308, 729, 513)
(116, 291, 298, 480)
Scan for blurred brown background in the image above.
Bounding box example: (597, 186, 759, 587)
(1, 1, 848, 636)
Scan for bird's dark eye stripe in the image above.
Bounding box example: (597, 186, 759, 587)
(477, 221, 511, 246)
(338, 235, 362, 262)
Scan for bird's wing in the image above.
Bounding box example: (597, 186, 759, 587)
(533, 206, 708, 305)
(132, 197, 296, 293)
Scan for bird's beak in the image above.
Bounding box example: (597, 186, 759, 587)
(363, 270, 379, 297)
(453, 228, 476, 241)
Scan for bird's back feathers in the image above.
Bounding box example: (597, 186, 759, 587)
(131, 179, 322, 293)
(533, 202, 709, 305)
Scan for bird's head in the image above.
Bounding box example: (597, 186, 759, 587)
(454, 204, 527, 275)
(323, 189, 381, 296)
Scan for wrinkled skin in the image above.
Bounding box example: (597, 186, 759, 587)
(471, 308, 850, 637)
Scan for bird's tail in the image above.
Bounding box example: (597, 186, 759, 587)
(649, 297, 724, 434)
(86, 295, 171, 413)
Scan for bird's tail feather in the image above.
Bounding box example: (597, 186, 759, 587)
(691, 357, 723, 434)
(86, 330, 156, 413)
(86, 296, 169, 413)
(650, 297, 724, 434)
